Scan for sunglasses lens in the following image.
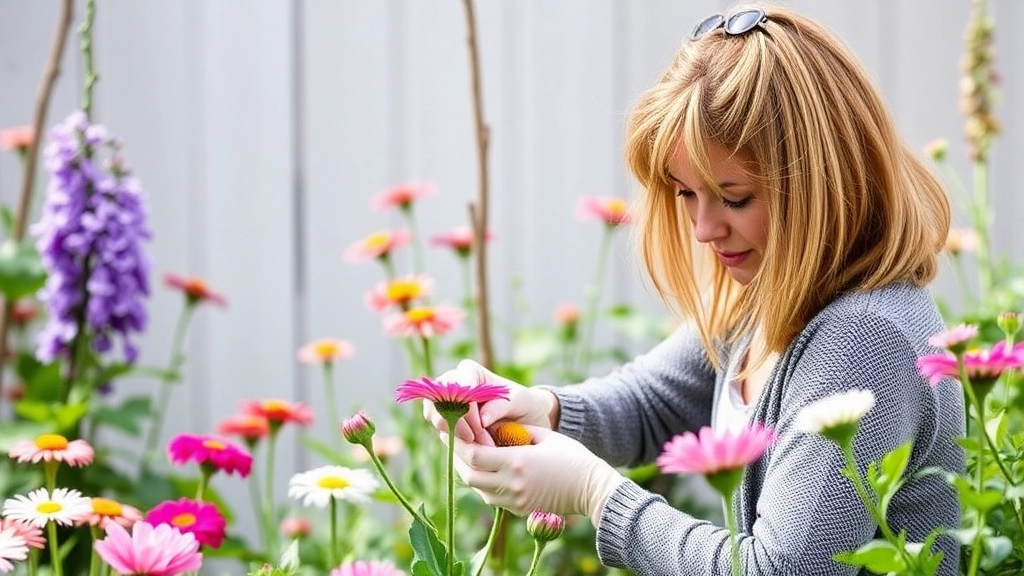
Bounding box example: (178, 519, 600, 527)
(691, 15, 725, 40)
(725, 9, 766, 35)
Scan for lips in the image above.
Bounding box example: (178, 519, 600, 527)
(714, 249, 751, 267)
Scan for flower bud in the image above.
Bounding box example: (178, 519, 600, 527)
(527, 510, 565, 543)
(280, 516, 311, 540)
(341, 411, 376, 448)
(998, 312, 1022, 341)
(923, 138, 948, 162)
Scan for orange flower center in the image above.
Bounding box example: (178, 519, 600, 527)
(202, 439, 226, 451)
(386, 280, 422, 302)
(172, 513, 197, 528)
(37, 501, 62, 514)
(605, 199, 627, 215)
(35, 434, 69, 451)
(492, 422, 533, 447)
(405, 307, 436, 323)
(365, 232, 391, 248)
(184, 278, 209, 297)
(317, 476, 350, 490)
(313, 341, 340, 359)
(91, 498, 123, 517)
(263, 400, 290, 418)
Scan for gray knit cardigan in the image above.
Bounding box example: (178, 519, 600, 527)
(550, 283, 965, 575)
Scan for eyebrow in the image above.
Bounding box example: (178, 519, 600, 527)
(667, 173, 747, 190)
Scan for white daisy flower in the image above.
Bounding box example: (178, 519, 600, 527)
(0, 527, 29, 574)
(794, 389, 876, 437)
(288, 466, 379, 509)
(1, 488, 93, 528)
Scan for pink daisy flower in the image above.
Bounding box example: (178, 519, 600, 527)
(576, 196, 631, 227)
(331, 559, 407, 576)
(8, 434, 94, 467)
(382, 305, 464, 339)
(0, 526, 28, 574)
(167, 434, 253, 478)
(297, 338, 356, 364)
(163, 273, 228, 307)
(429, 226, 495, 257)
(656, 423, 777, 477)
(927, 324, 978, 351)
(365, 275, 435, 312)
(916, 341, 1024, 388)
(395, 377, 509, 415)
(146, 498, 226, 549)
(370, 181, 437, 212)
(241, 399, 314, 427)
(94, 521, 202, 576)
(216, 414, 270, 443)
(554, 304, 580, 325)
(343, 230, 411, 263)
(280, 516, 312, 539)
(78, 498, 143, 531)
(0, 519, 44, 550)
(0, 125, 34, 152)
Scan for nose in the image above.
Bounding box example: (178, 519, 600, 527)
(689, 199, 727, 244)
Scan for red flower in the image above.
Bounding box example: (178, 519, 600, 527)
(164, 273, 227, 307)
(241, 399, 314, 427)
(216, 414, 270, 443)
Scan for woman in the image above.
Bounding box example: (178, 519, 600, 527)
(427, 4, 965, 574)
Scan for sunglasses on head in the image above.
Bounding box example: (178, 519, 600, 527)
(690, 8, 769, 41)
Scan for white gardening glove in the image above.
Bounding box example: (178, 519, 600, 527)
(450, 424, 626, 525)
(423, 360, 559, 446)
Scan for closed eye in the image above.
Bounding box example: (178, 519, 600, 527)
(722, 196, 752, 209)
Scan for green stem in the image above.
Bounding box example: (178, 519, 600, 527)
(263, 429, 280, 558)
(196, 467, 211, 502)
(44, 461, 58, 492)
(79, 0, 97, 117)
(329, 496, 339, 569)
(323, 363, 342, 450)
(525, 541, 546, 576)
(402, 206, 426, 275)
(367, 449, 432, 529)
(841, 444, 901, 546)
(971, 162, 992, 301)
(950, 254, 975, 310)
(28, 548, 38, 576)
(575, 227, 613, 376)
(47, 521, 63, 576)
(246, 442, 273, 549)
(722, 492, 741, 576)
(89, 526, 101, 576)
(459, 256, 478, 354)
(421, 336, 435, 377)
(474, 507, 505, 576)
(444, 414, 459, 576)
(142, 304, 195, 473)
(958, 358, 987, 576)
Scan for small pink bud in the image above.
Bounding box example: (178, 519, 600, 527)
(280, 516, 311, 539)
(526, 510, 565, 543)
(341, 411, 376, 447)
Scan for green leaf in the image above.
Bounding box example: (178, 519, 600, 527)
(0, 205, 14, 234)
(300, 436, 350, 466)
(833, 539, 907, 573)
(14, 353, 63, 402)
(872, 442, 911, 515)
(0, 238, 47, 301)
(54, 402, 89, 432)
(952, 476, 1004, 513)
(409, 510, 447, 576)
(981, 535, 1012, 570)
(91, 395, 152, 434)
(0, 420, 49, 452)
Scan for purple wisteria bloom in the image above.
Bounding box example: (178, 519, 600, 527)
(31, 110, 152, 364)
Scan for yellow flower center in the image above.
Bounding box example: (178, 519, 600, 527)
(35, 434, 69, 451)
(317, 476, 350, 490)
(493, 422, 533, 447)
(605, 199, 627, 215)
(264, 400, 289, 413)
(202, 439, 226, 451)
(91, 498, 123, 517)
(385, 280, 422, 302)
(365, 232, 390, 248)
(405, 307, 436, 323)
(313, 341, 340, 359)
(37, 501, 62, 514)
(172, 513, 197, 528)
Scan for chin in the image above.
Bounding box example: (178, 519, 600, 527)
(728, 269, 755, 285)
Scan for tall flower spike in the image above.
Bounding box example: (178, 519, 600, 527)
(32, 111, 152, 364)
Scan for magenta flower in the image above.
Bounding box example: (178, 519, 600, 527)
(396, 376, 509, 407)
(657, 423, 776, 477)
(382, 304, 464, 338)
(343, 230, 412, 263)
(927, 324, 978, 352)
(916, 341, 1024, 388)
(331, 559, 406, 576)
(371, 181, 437, 212)
(430, 226, 495, 257)
(167, 434, 252, 478)
(94, 521, 202, 576)
(576, 196, 631, 227)
(8, 434, 94, 467)
(145, 498, 226, 549)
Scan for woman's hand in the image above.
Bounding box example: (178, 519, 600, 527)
(448, 424, 625, 524)
(423, 360, 559, 446)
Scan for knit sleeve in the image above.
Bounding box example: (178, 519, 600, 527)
(543, 322, 717, 467)
(593, 313, 962, 575)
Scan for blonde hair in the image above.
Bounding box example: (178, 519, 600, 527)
(625, 3, 950, 365)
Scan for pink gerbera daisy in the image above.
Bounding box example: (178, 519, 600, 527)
(0, 526, 28, 574)
(94, 521, 202, 576)
(0, 519, 44, 550)
(395, 376, 508, 419)
(429, 226, 495, 257)
(657, 423, 776, 478)
(8, 434, 94, 467)
(916, 341, 1024, 389)
(576, 196, 631, 227)
(382, 305, 464, 339)
(78, 498, 143, 531)
(215, 414, 270, 444)
(370, 181, 437, 212)
(927, 324, 978, 352)
(241, 399, 314, 428)
(331, 559, 406, 576)
(0, 125, 34, 152)
(167, 434, 252, 478)
(365, 275, 435, 312)
(163, 273, 228, 307)
(297, 338, 356, 364)
(146, 498, 226, 549)
(343, 230, 411, 263)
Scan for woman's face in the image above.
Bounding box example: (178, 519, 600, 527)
(667, 142, 769, 285)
